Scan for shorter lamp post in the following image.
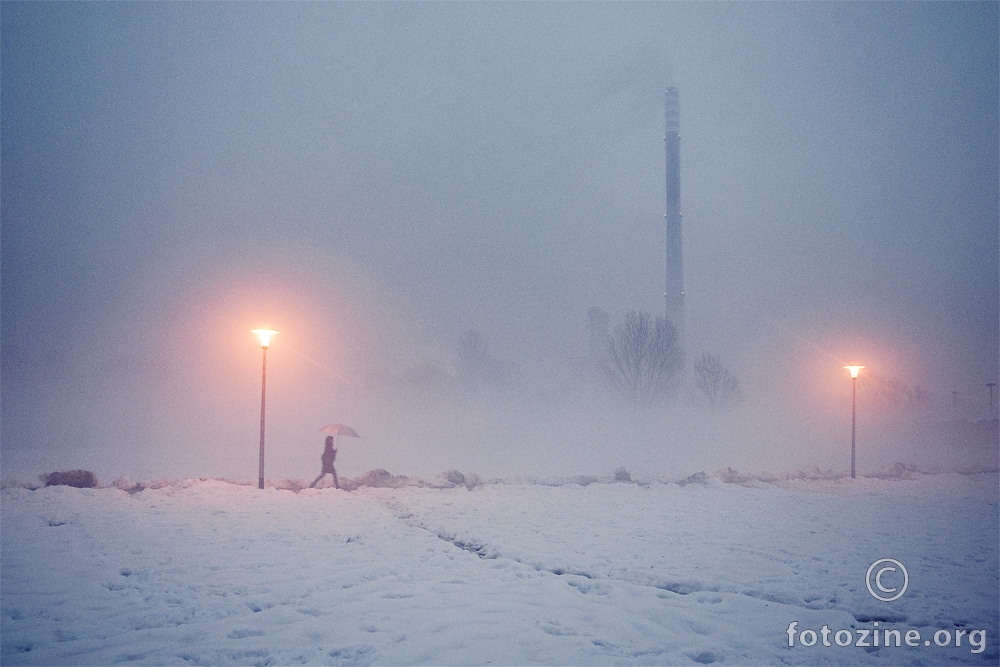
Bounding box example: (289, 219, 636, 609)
(845, 365, 864, 479)
(252, 329, 278, 489)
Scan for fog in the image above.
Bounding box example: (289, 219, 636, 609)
(3, 2, 997, 484)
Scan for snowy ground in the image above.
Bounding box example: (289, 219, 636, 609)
(2, 471, 997, 666)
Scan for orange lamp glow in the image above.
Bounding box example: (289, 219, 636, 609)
(252, 329, 279, 348)
(844, 365, 864, 379)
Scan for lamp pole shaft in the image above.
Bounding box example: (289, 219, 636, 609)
(258, 346, 267, 490)
(851, 376, 857, 479)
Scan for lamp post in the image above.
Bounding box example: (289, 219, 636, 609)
(252, 329, 278, 489)
(845, 365, 863, 479)
(987, 383, 996, 420)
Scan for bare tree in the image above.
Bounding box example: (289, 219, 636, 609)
(603, 311, 682, 404)
(693, 353, 743, 413)
(457, 329, 515, 389)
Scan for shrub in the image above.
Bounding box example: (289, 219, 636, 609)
(614, 467, 632, 482)
(443, 470, 466, 486)
(44, 470, 98, 488)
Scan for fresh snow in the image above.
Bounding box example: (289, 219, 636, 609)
(1, 472, 997, 665)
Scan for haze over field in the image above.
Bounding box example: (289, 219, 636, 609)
(2, 3, 997, 483)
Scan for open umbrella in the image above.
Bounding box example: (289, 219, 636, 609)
(319, 424, 360, 449)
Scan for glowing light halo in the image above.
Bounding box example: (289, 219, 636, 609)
(844, 365, 864, 379)
(252, 329, 279, 348)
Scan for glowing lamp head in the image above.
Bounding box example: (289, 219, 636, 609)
(252, 329, 279, 348)
(844, 365, 864, 379)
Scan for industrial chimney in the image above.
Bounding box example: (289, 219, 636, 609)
(664, 87, 684, 353)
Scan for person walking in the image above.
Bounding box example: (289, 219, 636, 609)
(310, 436, 339, 489)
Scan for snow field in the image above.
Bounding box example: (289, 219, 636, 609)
(1, 473, 997, 665)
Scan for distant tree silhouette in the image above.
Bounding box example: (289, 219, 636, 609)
(603, 311, 682, 404)
(457, 329, 515, 389)
(861, 372, 931, 412)
(693, 353, 743, 413)
(457, 330, 490, 381)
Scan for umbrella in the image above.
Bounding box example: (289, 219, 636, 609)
(320, 424, 359, 438)
(319, 424, 360, 449)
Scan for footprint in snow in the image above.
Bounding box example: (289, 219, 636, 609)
(227, 629, 265, 639)
(690, 649, 723, 664)
(537, 619, 576, 636)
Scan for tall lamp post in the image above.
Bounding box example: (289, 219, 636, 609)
(252, 329, 278, 489)
(845, 365, 863, 479)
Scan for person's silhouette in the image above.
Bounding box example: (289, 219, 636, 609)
(309, 436, 339, 489)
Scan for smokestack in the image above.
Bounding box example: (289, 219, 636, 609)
(664, 87, 684, 355)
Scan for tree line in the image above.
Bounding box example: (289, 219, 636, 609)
(455, 309, 744, 414)
(600, 310, 743, 412)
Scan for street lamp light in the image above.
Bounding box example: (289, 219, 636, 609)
(252, 329, 278, 489)
(844, 365, 863, 479)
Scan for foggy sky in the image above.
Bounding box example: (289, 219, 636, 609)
(2, 2, 997, 482)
